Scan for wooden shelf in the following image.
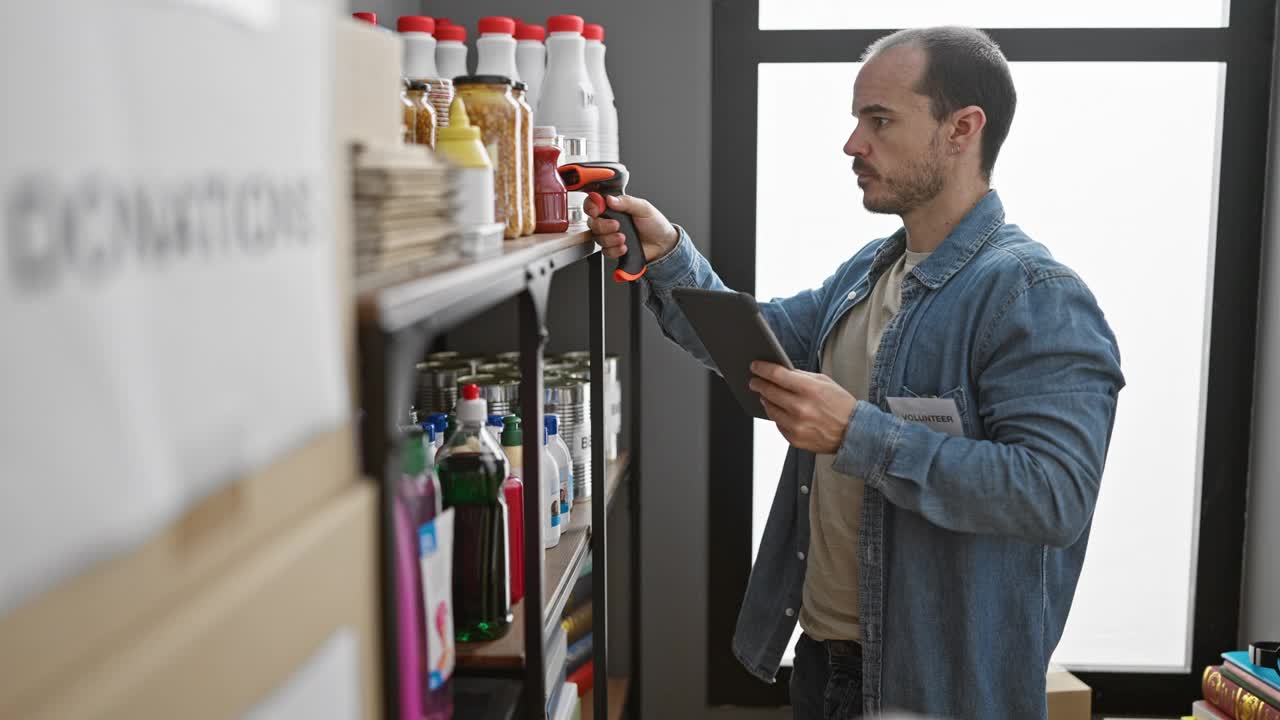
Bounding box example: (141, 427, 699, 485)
(456, 453, 629, 670)
(357, 230, 595, 333)
(580, 677, 630, 720)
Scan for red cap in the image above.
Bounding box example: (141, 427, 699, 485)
(351, 12, 377, 25)
(547, 15, 584, 34)
(437, 18, 452, 26)
(478, 16, 516, 35)
(583, 23, 605, 41)
(435, 23, 467, 42)
(397, 15, 435, 34)
(462, 384, 480, 401)
(515, 22, 546, 42)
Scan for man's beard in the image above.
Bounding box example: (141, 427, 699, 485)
(859, 137, 947, 216)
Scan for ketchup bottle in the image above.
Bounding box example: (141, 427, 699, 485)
(533, 126, 570, 233)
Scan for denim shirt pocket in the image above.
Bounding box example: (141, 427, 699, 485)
(899, 384, 975, 438)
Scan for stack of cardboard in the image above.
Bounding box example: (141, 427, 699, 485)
(352, 143, 459, 283)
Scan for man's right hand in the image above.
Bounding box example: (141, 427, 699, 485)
(583, 194, 680, 263)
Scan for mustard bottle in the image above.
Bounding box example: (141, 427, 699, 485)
(435, 98, 496, 228)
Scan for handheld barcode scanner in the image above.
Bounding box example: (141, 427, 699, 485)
(557, 162, 646, 282)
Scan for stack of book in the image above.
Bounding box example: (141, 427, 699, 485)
(351, 143, 458, 288)
(541, 558, 593, 720)
(562, 557, 595, 697)
(1194, 651, 1280, 719)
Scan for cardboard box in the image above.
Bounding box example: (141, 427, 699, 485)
(0, 425, 360, 716)
(0, 0, 350, 631)
(334, 17, 403, 147)
(1047, 666, 1092, 720)
(333, 17, 404, 406)
(13, 482, 380, 720)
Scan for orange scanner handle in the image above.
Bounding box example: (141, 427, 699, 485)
(587, 191, 647, 282)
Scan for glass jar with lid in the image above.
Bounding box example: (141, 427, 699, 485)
(406, 80, 437, 148)
(512, 81, 536, 236)
(400, 78, 417, 144)
(454, 75, 523, 239)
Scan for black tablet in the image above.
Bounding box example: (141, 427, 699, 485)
(671, 287, 795, 419)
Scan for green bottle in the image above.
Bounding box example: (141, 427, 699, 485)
(436, 385, 511, 642)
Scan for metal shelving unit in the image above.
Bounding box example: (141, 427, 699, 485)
(356, 230, 636, 720)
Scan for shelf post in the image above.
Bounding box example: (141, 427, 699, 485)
(520, 263, 552, 718)
(628, 281, 642, 720)
(588, 252, 609, 720)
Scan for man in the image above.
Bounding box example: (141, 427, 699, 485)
(586, 26, 1124, 720)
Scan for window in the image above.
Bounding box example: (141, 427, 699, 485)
(759, 0, 1230, 30)
(753, 61, 1224, 671)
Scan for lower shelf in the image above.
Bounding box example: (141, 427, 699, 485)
(580, 677, 630, 720)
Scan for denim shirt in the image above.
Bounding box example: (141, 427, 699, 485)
(641, 192, 1124, 719)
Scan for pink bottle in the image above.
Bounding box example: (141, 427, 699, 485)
(398, 435, 452, 719)
(393, 500, 426, 720)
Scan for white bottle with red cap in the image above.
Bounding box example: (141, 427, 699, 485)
(435, 20, 469, 80)
(398, 16, 438, 79)
(584, 23, 619, 162)
(398, 15, 457, 130)
(515, 22, 547, 110)
(475, 17, 520, 81)
(536, 15, 598, 160)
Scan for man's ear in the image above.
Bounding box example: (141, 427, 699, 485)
(949, 105, 987, 154)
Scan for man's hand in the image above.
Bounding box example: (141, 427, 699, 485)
(749, 361, 857, 455)
(584, 193, 680, 263)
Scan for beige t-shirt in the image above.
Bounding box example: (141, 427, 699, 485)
(799, 248, 930, 642)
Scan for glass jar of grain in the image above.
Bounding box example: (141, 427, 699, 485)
(454, 75, 523, 239)
(400, 78, 417, 144)
(512, 81, 537, 236)
(406, 80, 437, 148)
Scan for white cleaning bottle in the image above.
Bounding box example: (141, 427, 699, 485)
(536, 15, 598, 158)
(583, 23, 619, 162)
(399, 16, 456, 130)
(515, 22, 547, 111)
(474, 16, 520, 81)
(435, 21, 469, 80)
(545, 414, 574, 526)
(398, 15, 439, 79)
(543, 427, 562, 548)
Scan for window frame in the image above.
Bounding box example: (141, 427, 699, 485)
(707, 0, 1275, 714)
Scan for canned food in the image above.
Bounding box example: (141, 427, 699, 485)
(545, 376, 591, 500)
(478, 361, 518, 377)
(417, 360, 475, 413)
(543, 361, 578, 375)
(458, 373, 521, 417)
(564, 354, 621, 461)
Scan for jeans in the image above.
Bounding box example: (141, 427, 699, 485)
(790, 634, 863, 720)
